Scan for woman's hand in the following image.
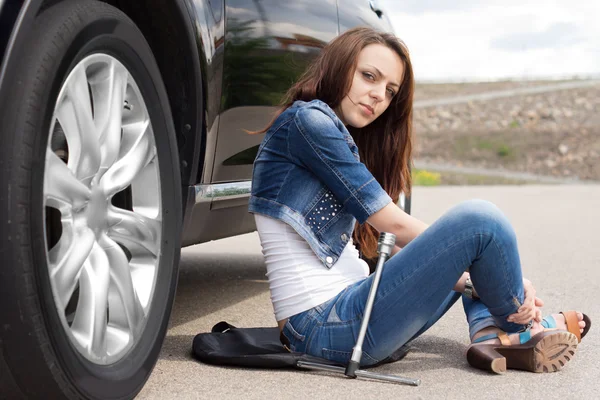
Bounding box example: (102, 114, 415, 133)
(507, 278, 544, 325)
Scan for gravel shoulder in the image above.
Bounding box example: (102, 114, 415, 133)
(413, 80, 600, 182)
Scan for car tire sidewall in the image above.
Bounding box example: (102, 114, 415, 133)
(6, 4, 181, 399)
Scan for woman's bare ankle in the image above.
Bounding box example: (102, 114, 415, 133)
(471, 326, 503, 343)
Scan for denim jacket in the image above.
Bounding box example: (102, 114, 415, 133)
(249, 99, 392, 268)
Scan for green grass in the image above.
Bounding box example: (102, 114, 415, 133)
(497, 144, 512, 158)
(412, 168, 543, 186)
(475, 139, 495, 150)
(453, 137, 517, 161)
(412, 169, 442, 186)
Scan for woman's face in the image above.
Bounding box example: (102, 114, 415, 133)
(335, 43, 404, 128)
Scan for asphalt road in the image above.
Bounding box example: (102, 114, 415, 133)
(138, 185, 600, 399)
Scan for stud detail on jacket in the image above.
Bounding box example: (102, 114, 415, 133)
(308, 191, 342, 230)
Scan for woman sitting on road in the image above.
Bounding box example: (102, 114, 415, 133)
(247, 27, 590, 373)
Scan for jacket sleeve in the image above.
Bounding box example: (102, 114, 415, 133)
(289, 105, 392, 224)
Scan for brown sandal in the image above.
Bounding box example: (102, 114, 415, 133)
(467, 329, 578, 374)
(551, 311, 591, 342)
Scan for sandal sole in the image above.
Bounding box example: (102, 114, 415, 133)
(532, 331, 578, 373)
(500, 331, 578, 373)
(468, 331, 578, 374)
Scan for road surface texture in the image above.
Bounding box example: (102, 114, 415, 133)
(139, 185, 600, 399)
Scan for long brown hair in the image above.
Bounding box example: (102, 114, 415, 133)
(249, 27, 415, 259)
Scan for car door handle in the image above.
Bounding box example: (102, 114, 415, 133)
(369, 0, 383, 18)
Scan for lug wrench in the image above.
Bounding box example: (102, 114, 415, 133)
(297, 232, 420, 386)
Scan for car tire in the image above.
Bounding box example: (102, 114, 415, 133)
(0, 1, 181, 399)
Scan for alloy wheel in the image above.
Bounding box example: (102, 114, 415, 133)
(43, 53, 162, 365)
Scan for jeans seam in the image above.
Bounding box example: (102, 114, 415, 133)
(322, 348, 380, 364)
(304, 322, 320, 354)
(489, 232, 520, 306)
(321, 317, 361, 327)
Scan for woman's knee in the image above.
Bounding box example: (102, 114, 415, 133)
(450, 199, 516, 240)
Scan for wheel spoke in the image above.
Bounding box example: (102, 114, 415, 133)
(44, 151, 91, 210)
(55, 99, 82, 174)
(107, 206, 160, 256)
(64, 64, 101, 183)
(97, 61, 128, 174)
(49, 227, 95, 310)
(100, 120, 151, 195)
(100, 235, 145, 333)
(129, 255, 158, 309)
(71, 243, 110, 356)
(47, 218, 74, 259)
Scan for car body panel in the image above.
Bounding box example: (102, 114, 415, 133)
(182, 0, 341, 245)
(208, 0, 339, 184)
(182, 0, 225, 186)
(0, 0, 37, 104)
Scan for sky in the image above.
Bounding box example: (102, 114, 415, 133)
(379, 0, 600, 82)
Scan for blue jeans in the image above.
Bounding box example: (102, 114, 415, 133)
(281, 199, 527, 366)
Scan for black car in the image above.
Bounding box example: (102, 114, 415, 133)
(0, 0, 408, 398)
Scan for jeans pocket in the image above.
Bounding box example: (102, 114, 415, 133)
(285, 319, 306, 342)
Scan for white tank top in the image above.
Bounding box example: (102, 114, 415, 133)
(254, 214, 369, 321)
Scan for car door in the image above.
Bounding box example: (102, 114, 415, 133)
(209, 0, 339, 184)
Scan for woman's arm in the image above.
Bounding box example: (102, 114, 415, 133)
(366, 202, 428, 248)
(390, 245, 402, 256)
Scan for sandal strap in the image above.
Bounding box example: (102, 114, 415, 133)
(497, 332, 511, 346)
(541, 315, 557, 329)
(472, 333, 500, 344)
(518, 329, 532, 344)
(472, 331, 511, 346)
(561, 311, 582, 342)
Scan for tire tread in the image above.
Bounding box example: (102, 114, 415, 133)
(1, 1, 179, 399)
